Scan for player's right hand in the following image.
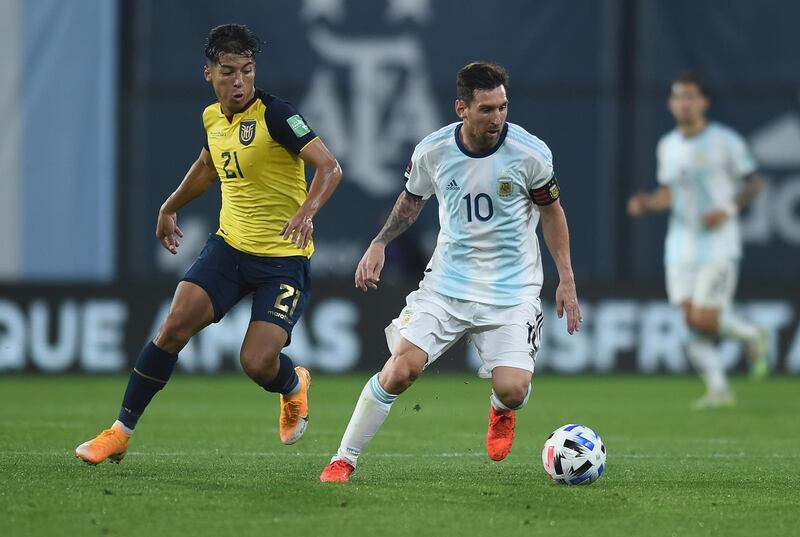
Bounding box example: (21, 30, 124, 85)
(355, 242, 386, 292)
(156, 210, 183, 255)
(627, 193, 647, 217)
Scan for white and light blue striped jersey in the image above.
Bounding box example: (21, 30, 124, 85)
(404, 121, 554, 306)
(657, 122, 756, 266)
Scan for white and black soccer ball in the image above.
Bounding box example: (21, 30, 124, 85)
(541, 424, 606, 485)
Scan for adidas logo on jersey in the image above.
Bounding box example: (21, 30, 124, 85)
(445, 179, 460, 191)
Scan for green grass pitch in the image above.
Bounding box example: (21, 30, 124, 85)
(1, 373, 798, 536)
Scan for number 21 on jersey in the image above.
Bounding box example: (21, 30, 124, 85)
(221, 151, 245, 179)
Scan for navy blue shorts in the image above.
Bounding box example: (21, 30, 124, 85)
(181, 234, 312, 343)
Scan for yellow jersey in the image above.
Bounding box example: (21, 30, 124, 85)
(202, 89, 318, 257)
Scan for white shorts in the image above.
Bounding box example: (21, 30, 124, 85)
(384, 283, 543, 378)
(665, 260, 739, 309)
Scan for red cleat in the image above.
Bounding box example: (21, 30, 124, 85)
(486, 405, 516, 461)
(320, 460, 355, 483)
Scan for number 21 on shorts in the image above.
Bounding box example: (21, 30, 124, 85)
(274, 283, 301, 316)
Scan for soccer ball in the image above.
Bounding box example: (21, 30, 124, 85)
(541, 424, 606, 485)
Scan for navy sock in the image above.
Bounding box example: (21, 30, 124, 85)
(118, 342, 178, 429)
(260, 353, 299, 395)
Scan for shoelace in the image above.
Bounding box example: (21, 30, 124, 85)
(490, 412, 513, 434)
(94, 429, 124, 450)
(325, 460, 352, 475)
(331, 460, 351, 471)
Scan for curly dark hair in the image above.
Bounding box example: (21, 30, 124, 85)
(204, 24, 262, 64)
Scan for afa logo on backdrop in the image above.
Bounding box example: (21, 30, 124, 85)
(743, 112, 800, 247)
(299, 0, 441, 197)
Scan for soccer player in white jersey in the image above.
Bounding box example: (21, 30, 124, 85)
(628, 72, 767, 409)
(320, 62, 582, 483)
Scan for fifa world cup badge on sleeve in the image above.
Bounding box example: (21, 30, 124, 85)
(287, 114, 311, 137)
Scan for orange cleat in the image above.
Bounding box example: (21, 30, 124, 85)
(279, 367, 311, 445)
(486, 405, 516, 461)
(75, 423, 130, 465)
(320, 460, 355, 483)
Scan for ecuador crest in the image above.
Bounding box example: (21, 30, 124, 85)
(239, 120, 257, 146)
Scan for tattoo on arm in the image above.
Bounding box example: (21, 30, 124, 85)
(373, 192, 427, 245)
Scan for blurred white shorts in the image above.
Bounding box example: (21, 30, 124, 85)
(665, 260, 739, 309)
(384, 283, 543, 378)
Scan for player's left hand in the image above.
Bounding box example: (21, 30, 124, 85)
(281, 210, 315, 249)
(702, 209, 729, 230)
(555, 279, 582, 335)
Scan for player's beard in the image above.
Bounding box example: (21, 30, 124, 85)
(463, 121, 503, 152)
(479, 126, 503, 150)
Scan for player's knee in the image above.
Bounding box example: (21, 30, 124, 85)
(497, 382, 531, 409)
(687, 311, 716, 335)
(381, 355, 424, 394)
(240, 348, 280, 382)
(155, 315, 197, 353)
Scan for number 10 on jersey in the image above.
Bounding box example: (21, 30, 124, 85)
(462, 193, 494, 222)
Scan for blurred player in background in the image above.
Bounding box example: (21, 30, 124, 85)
(76, 24, 342, 464)
(628, 72, 767, 409)
(320, 62, 582, 483)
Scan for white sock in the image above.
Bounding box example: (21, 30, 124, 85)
(720, 309, 760, 344)
(686, 332, 729, 395)
(333, 374, 398, 467)
(490, 384, 532, 411)
(113, 420, 133, 437)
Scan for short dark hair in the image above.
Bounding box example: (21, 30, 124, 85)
(457, 62, 508, 104)
(205, 24, 262, 64)
(671, 71, 710, 98)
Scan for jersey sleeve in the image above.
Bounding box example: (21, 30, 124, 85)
(403, 146, 435, 199)
(726, 130, 757, 178)
(656, 136, 676, 185)
(524, 145, 560, 206)
(523, 144, 554, 190)
(264, 98, 318, 155)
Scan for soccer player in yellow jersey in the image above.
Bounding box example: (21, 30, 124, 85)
(76, 24, 342, 464)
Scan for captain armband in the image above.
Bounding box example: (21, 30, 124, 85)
(530, 176, 561, 206)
